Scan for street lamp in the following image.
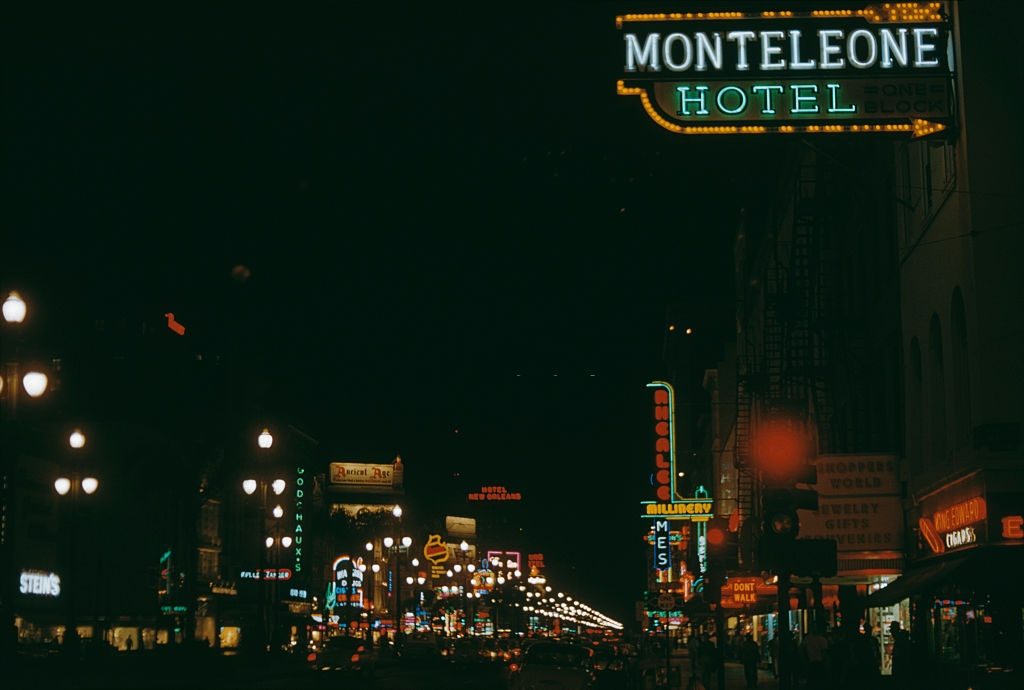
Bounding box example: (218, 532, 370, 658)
(241, 428, 288, 652)
(3, 292, 27, 323)
(54, 429, 98, 651)
(2, 291, 55, 659)
(381, 535, 413, 640)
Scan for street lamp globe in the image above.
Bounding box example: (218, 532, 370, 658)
(365, 542, 374, 552)
(466, 564, 476, 573)
(257, 428, 274, 449)
(497, 576, 506, 585)
(383, 537, 394, 548)
(392, 505, 403, 518)
(410, 558, 419, 567)
(459, 540, 469, 552)
(81, 477, 98, 495)
(446, 569, 454, 578)
(68, 429, 86, 449)
(417, 576, 425, 585)
(281, 536, 293, 548)
(22, 371, 48, 398)
(3, 292, 27, 323)
(54, 477, 71, 496)
(265, 537, 274, 548)
(405, 576, 414, 585)
(453, 564, 462, 573)
(371, 564, 381, 573)
(242, 479, 257, 495)
(271, 479, 286, 495)
(272, 505, 284, 518)
(401, 536, 412, 548)
(514, 570, 522, 578)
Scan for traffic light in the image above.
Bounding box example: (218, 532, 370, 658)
(702, 516, 737, 606)
(706, 516, 739, 570)
(759, 461, 819, 572)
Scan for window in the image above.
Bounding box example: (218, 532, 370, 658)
(199, 500, 221, 546)
(197, 548, 219, 580)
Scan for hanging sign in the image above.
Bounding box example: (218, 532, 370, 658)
(616, 3, 953, 137)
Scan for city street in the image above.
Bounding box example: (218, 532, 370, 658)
(4, 3, 1023, 688)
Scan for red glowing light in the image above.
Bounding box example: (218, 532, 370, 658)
(707, 528, 726, 547)
(751, 418, 811, 477)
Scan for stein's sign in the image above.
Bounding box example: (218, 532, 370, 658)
(616, 3, 953, 137)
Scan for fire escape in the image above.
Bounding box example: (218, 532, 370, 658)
(735, 149, 836, 526)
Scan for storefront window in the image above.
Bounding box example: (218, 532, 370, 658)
(219, 626, 241, 649)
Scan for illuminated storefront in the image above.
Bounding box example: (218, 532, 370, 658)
(867, 470, 1024, 674)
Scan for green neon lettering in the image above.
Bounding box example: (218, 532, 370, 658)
(716, 85, 747, 115)
(297, 467, 305, 474)
(297, 477, 304, 486)
(791, 84, 820, 114)
(296, 489, 304, 498)
(676, 86, 710, 116)
(751, 85, 784, 115)
(827, 83, 857, 113)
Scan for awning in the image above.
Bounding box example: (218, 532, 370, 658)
(864, 557, 968, 608)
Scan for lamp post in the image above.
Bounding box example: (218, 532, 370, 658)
(2, 291, 51, 657)
(54, 429, 98, 654)
(241, 427, 288, 653)
(382, 535, 413, 643)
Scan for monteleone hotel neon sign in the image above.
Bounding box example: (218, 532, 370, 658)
(616, 3, 954, 137)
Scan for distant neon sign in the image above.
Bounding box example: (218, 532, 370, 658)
(468, 486, 522, 501)
(240, 568, 293, 581)
(19, 570, 60, 597)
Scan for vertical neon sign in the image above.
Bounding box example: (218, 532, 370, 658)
(653, 520, 672, 572)
(294, 466, 305, 575)
(647, 381, 678, 502)
(695, 485, 709, 575)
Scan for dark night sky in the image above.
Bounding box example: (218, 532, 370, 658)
(5, 3, 795, 625)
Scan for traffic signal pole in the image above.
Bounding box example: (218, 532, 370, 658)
(715, 602, 726, 690)
(777, 574, 792, 690)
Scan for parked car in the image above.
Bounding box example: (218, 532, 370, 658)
(509, 642, 595, 690)
(307, 636, 376, 677)
(399, 632, 443, 662)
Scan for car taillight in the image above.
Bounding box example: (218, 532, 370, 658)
(306, 652, 317, 662)
(350, 653, 360, 663)
(358, 645, 366, 653)
(508, 662, 520, 672)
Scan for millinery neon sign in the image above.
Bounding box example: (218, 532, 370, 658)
(616, 3, 953, 137)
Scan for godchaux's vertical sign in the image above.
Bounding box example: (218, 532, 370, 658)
(294, 466, 305, 577)
(616, 3, 954, 137)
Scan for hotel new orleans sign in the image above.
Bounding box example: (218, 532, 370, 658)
(617, 2, 954, 137)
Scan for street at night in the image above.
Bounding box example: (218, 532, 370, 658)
(4, 2, 1024, 689)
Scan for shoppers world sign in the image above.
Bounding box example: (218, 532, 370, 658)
(616, 3, 954, 137)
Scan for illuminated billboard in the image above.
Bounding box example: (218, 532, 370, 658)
(616, 3, 953, 137)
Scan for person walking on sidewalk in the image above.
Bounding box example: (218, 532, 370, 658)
(741, 634, 761, 688)
(800, 624, 829, 690)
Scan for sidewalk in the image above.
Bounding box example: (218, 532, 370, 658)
(641, 653, 778, 689)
